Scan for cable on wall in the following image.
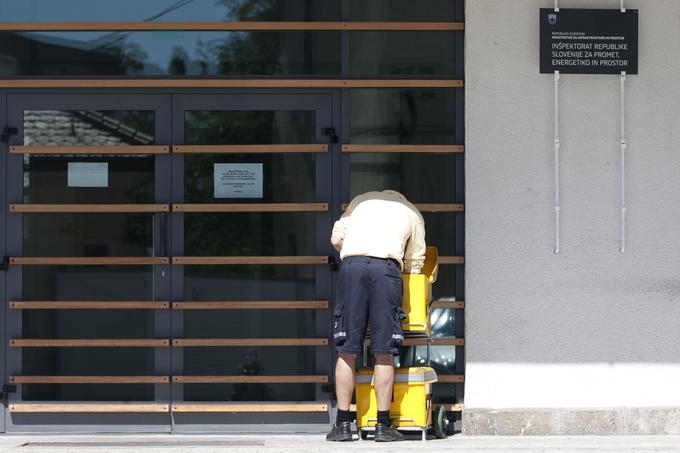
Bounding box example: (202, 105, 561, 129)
(554, 70, 561, 255)
(619, 71, 627, 253)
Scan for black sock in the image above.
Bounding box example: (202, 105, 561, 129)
(377, 410, 391, 426)
(336, 409, 352, 424)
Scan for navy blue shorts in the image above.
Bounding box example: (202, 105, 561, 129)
(333, 256, 406, 355)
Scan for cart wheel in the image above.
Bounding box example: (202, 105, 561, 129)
(433, 405, 447, 439)
(360, 429, 370, 440)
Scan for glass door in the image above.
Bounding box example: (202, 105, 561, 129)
(4, 94, 172, 432)
(169, 93, 336, 432)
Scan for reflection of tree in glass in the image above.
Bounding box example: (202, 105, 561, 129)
(216, 0, 282, 75)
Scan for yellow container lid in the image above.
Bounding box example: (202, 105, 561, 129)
(356, 367, 437, 384)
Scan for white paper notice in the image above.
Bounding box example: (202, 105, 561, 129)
(67, 162, 109, 188)
(214, 163, 263, 198)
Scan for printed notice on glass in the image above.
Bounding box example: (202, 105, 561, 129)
(214, 163, 263, 198)
(67, 162, 109, 187)
(540, 9, 638, 74)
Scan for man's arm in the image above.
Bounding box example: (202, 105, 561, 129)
(330, 215, 350, 253)
(402, 221, 426, 273)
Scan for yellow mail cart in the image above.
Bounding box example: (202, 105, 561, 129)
(355, 367, 447, 441)
(400, 246, 438, 336)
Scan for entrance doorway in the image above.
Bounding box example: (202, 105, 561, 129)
(3, 92, 337, 432)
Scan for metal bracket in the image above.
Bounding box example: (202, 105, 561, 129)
(1, 126, 18, 143)
(1, 384, 16, 407)
(322, 127, 338, 143)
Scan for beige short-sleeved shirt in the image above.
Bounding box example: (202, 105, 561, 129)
(331, 190, 426, 273)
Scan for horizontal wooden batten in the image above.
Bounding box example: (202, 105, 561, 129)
(10, 204, 169, 213)
(10, 145, 168, 154)
(431, 300, 465, 309)
(0, 79, 463, 89)
(172, 402, 328, 413)
(9, 257, 169, 265)
(173, 338, 328, 347)
(173, 375, 328, 384)
(173, 144, 327, 154)
(173, 203, 327, 213)
(0, 21, 464, 31)
(173, 301, 328, 310)
(10, 301, 170, 310)
(383, 338, 464, 347)
(342, 144, 464, 153)
(10, 403, 169, 413)
(10, 339, 170, 347)
(438, 256, 465, 265)
(173, 256, 328, 265)
(10, 376, 169, 384)
(341, 203, 463, 212)
(436, 375, 465, 383)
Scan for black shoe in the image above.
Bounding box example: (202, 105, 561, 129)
(374, 422, 405, 442)
(326, 421, 354, 441)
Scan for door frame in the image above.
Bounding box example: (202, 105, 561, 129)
(1, 89, 341, 433)
(3, 92, 172, 433)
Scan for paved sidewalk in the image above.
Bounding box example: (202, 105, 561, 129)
(0, 434, 679, 453)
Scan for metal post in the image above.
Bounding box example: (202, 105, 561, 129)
(554, 70, 561, 255)
(620, 71, 627, 253)
(554, 0, 559, 12)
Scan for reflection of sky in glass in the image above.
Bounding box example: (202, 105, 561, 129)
(2, 1, 240, 73)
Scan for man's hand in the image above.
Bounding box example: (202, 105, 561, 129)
(331, 234, 344, 253)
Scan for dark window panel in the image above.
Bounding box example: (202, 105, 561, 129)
(349, 153, 461, 203)
(0, 31, 340, 76)
(0, 1, 340, 22)
(183, 383, 316, 402)
(183, 346, 316, 375)
(23, 213, 153, 258)
(22, 384, 153, 401)
(185, 213, 315, 256)
(350, 89, 457, 144)
(22, 347, 154, 375)
(184, 265, 315, 301)
(184, 309, 316, 339)
(22, 310, 155, 339)
(349, 0, 457, 22)
(22, 266, 154, 300)
(350, 32, 457, 76)
(185, 110, 316, 145)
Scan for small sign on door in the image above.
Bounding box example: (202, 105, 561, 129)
(214, 163, 263, 198)
(67, 162, 109, 188)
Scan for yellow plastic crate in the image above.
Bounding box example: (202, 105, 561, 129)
(356, 366, 437, 430)
(400, 246, 438, 336)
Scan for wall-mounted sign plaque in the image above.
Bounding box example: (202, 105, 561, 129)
(540, 9, 638, 74)
(214, 163, 263, 198)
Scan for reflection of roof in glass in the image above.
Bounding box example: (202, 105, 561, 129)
(24, 110, 154, 147)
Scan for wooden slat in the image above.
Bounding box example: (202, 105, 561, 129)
(10, 403, 169, 413)
(436, 375, 465, 383)
(10, 376, 169, 384)
(173, 256, 328, 265)
(173, 375, 328, 384)
(10, 145, 168, 154)
(341, 203, 463, 212)
(173, 144, 327, 154)
(173, 203, 327, 213)
(431, 300, 465, 309)
(9, 257, 169, 265)
(10, 204, 169, 213)
(10, 339, 170, 347)
(172, 402, 327, 413)
(10, 301, 169, 310)
(173, 338, 328, 347)
(0, 79, 464, 89)
(434, 403, 465, 412)
(173, 301, 328, 310)
(438, 256, 465, 265)
(0, 22, 464, 31)
(342, 144, 464, 153)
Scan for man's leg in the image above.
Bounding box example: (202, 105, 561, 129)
(373, 354, 394, 411)
(335, 352, 356, 410)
